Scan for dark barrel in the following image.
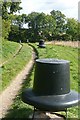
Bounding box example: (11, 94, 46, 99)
(38, 39, 45, 48)
(33, 58, 70, 95)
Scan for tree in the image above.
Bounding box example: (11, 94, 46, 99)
(36, 13, 56, 41)
(26, 12, 56, 42)
(13, 14, 27, 27)
(50, 10, 66, 40)
(9, 14, 27, 42)
(78, 22, 80, 41)
(26, 12, 40, 42)
(2, 1, 22, 20)
(10, 2, 22, 14)
(2, 1, 22, 39)
(66, 18, 78, 41)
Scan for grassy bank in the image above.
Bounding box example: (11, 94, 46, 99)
(2, 40, 20, 64)
(1, 41, 32, 93)
(4, 43, 79, 119)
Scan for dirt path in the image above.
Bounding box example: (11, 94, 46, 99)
(0, 54, 34, 118)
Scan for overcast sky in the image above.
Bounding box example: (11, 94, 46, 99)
(19, 0, 80, 20)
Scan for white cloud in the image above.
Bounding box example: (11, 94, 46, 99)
(20, 0, 80, 19)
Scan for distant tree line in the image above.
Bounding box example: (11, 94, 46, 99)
(1, 1, 80, 42)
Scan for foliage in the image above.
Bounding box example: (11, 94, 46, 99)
(26, 12, 41, 42)
(8, 14, 27, 42)
(50, 10, 66, 34)
(2, 1, 22, 20)
(25, 12, 56, 42)
(12, 14, 27, 27)
(78, 22, 80, 41)
(1, 1, 79, 42)
(1, 1, 22, 39)
(9, 24, 27, 42)
(16, 10, 78, 42)
(66, 18, 78, 41)
(8, 24, 19, 42)
(2, 19, 11, 39)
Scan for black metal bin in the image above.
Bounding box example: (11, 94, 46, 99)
(22, 58, 80, 119)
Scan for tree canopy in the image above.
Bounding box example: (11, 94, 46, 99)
(1, 1, 79, 42)
(2, 1, 22, 39)
(66, 18, 78, 41)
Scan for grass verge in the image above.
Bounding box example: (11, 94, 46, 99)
(1, 43, 32, 93)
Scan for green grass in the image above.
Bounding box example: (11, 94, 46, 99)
(1, 42, 32, 93)
(1, 39, 20, 64)
(4, 43, 79, 119)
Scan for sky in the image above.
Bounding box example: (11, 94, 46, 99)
(78, 1, 80, 21)
(19, 0, 80, 20)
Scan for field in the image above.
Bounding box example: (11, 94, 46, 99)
(3, 42, 79, 119)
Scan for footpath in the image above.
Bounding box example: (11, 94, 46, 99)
(0, 54, 34, 118)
